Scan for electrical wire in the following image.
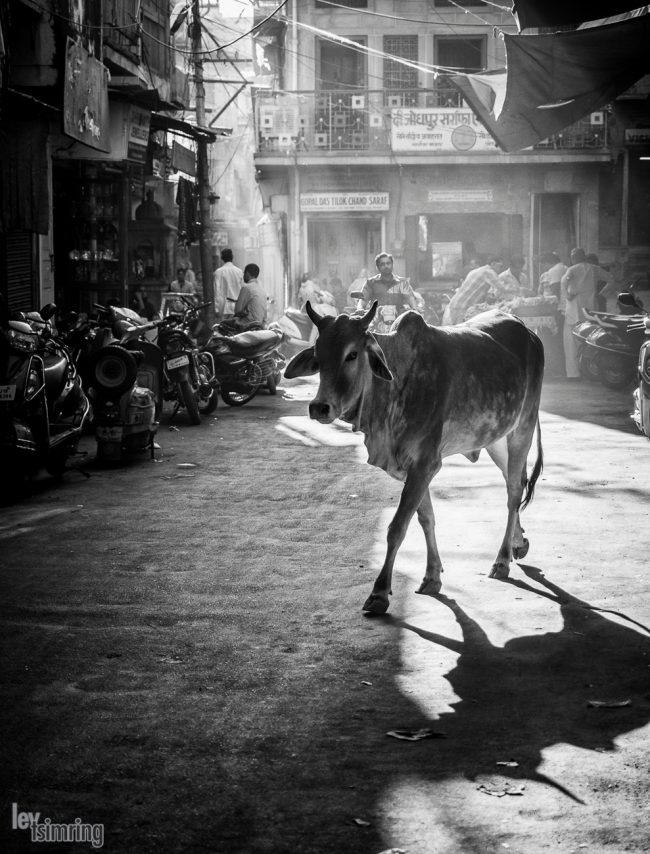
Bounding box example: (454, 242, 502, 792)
(311, 0, 517, 28)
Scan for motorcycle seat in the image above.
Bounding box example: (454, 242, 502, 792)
(225, 329, 281, 356)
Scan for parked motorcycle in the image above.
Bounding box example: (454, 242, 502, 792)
(618, 292, 650, 439)
(62, 305, 162, 463)
(573, 311, 603, 382)
(152, 301, 218, 423)
(574, 306, 646, 389)
(0, 301, 90, 484)
(202, 324, 285, 406)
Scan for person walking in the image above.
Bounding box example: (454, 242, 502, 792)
(213, 248, 243, 320)
(233, 263, 268, 327)
(560, 248, 597, 378)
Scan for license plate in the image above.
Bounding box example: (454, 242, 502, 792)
(166, 355, 189, 370)
(0, 385, 16, 402)
(96, 425, 123, 441)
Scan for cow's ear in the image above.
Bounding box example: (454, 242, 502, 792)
(284, 346, 319, 378)
(365, 337, 393, 381)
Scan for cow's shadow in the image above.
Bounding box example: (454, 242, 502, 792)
(391, 566, 650, 802)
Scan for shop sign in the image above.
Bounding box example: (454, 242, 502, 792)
(171, 140, 196, 176)
(127, 107, 151, 163)
(625, 128, 650, 145)
(391, 108, 498, 153)
(427, 189, 494, 203)
(63, 38, 110, 152)
(300, 192, 389, 212)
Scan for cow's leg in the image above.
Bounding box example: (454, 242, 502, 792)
(487, 431, 534, 580)
(415, 488, 444, 596)
(486, 438, 529, 563)
(363, 461, 440, 614)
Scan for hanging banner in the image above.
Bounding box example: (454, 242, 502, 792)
(63, 38, 110, 152)
(391, 107, 498, 153)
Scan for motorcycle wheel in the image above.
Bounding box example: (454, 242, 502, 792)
(178, 379, 201, 424)
(578, 350, 600, 382)
(221, 386, 260, 406)
(196, 363, 218, 414)
(599, 355, 634, 390)
(90, 346, 138, 398)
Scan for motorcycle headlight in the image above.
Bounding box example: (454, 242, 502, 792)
(7, 329, 39, 353)
(165, 337, 183, 355)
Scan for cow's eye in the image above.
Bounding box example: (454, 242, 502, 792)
(346, 351, 358, 361)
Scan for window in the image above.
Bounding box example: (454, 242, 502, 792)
(435, 36, 486, 73)
(383, 36, 419, 106)
(317, 38, 366, 90)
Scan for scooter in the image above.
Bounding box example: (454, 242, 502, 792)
(576, 307, 646, 389)
(0, 301, 90, 486)
(202, 325, 286, 406)
(348, 290, 413, 333)
(272, 292, 338, 359)
(618, 292, 650, 439)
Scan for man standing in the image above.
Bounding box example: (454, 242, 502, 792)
(445, 256, 504, 324)
(213, 248, 243, 320)
(538, 252, 567, 299)
(166, 267, 198, 313)
(560, 247, 596, 378)
(360, 252, 418, 311)
(233, 263, 267, 327)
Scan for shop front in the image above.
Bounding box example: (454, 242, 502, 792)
(300, 190, 388, 296)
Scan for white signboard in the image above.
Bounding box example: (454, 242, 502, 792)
(391, 108, 498, 152)
(428, 189, 494, 203)
(625, 128, 650, 145)
(300, 192, 390, 212)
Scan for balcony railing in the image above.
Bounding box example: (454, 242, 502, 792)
(254, 89, 611, 155)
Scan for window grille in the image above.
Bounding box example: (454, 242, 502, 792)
(383, 36, 418, 107)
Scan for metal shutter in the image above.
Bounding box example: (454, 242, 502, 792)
(2, 231, 36, 312)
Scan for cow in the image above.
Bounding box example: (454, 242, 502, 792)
(283, 301, 544, 614)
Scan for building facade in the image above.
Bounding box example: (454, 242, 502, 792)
(252, 0, 650, 306)
(0, 0, 223, 315)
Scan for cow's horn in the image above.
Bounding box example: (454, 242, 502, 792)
(360, 300, 378, 330)
(305, 300, 326, 328)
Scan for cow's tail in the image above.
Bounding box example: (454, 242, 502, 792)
(520, 416, 543, 512)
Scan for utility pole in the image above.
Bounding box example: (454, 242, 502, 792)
(191, 0, 215, 326)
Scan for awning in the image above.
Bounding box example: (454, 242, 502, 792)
(150, 113, 231, 144)
(512, 0, 648, 30)
(451, 12, 650, 152)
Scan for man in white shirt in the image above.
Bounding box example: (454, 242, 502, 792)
(560, 248, 596, 378)
(213, 248, 243, 320)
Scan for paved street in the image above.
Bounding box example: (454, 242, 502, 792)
(1, 376, 649, 853)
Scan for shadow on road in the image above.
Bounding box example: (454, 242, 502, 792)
(540, 377, 637, 434)
(391, 565, 650, 804)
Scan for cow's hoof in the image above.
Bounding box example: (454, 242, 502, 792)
(416, 578, 442, 596)
(513, 538, 530, 560)
(362, 593, 389, 614)
(489, 563, 510, 580)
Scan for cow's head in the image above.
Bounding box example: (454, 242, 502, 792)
(284, 300, 393, 424)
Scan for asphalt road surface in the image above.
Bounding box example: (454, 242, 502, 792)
(1, 376, 649, 854)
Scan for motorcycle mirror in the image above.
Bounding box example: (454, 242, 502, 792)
(39, 303, 57, 321)
(617, 292, 640, 309)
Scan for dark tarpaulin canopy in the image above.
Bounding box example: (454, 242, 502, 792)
(512, 0, 647, 29)
(451, 13, 650, 153)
